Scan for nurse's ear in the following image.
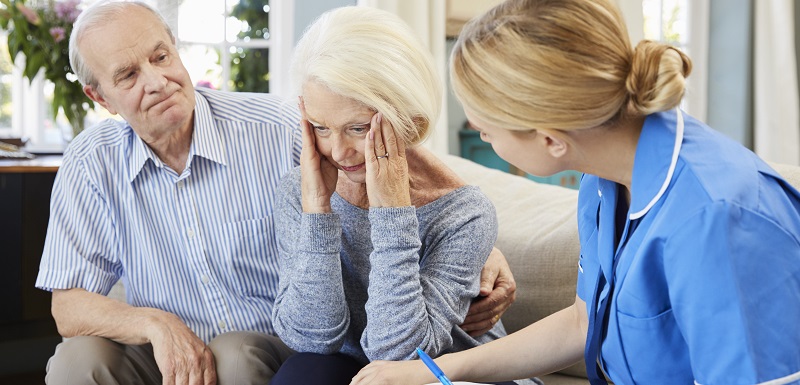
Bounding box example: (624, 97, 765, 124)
(537, 129, 570, 159)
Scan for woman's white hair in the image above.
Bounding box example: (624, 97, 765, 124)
(69, 0, 174, 88)
(291, 6, 442, 145)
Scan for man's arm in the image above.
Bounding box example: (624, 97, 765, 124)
(52, 288, 216, 384)
(461, 247, 517, 336)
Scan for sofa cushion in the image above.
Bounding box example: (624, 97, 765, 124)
(437, 154, 580, 330)
(437, 153, 588, 380)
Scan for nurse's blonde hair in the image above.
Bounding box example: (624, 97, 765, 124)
(291, 6, 442, 145)
(450, 0, 692, 132)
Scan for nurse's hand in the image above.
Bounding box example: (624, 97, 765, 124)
(365, 113, 411, 208)
(461, 247, 518, 336)
(350, 359, 433, 385)
(299, 98, 338, 213)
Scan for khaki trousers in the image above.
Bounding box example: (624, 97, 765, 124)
(45, 331, 296, 385)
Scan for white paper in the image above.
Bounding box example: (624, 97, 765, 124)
(423, 383, 491, 385)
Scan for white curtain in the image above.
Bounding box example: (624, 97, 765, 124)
(356, 0, 449, 154)
(754, 0, 800, 165)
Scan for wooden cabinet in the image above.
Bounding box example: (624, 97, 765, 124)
(0, 156, 62, 375)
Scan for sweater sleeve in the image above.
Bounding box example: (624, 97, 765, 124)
(361, 187, 498, 361)
(271, 168, 350, 353)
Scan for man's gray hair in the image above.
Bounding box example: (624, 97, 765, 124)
(68, 0, 175, 88)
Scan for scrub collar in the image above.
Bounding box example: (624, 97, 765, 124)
(627, 109, 684, 219)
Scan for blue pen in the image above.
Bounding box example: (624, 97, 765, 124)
(416, 347, 454, 385)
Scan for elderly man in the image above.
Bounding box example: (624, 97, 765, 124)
(36, 1, 516, 384)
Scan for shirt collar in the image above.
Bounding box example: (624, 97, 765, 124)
(127, 90, 227, 182)
(628, 108, 684, 219)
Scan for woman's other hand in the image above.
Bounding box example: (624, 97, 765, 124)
(365, 113, 411, 208)
(299, 97, 339, 213)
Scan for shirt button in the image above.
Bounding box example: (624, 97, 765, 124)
(201, 275, 210, 284)
(177, 180, 185, 189)
(187, 229, 195, 239)
(218, 320, 227, 330)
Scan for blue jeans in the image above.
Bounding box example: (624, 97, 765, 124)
(270, 352, 363, 385)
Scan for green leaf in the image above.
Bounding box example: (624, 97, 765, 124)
(7, 31, 20, 62)
(24, 50, 44, 79)
(0, 10, 11, 28)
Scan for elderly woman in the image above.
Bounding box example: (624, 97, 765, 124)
(269, 6, 539, 385)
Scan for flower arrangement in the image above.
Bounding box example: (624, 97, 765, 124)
(0, 0, 94, 137)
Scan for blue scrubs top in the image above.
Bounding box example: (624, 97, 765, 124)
(577, 109, 800, 385)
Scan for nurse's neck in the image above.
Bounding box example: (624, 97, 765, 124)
(568, 114, 644, 205)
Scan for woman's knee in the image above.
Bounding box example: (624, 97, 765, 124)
(270, 352, 364, 385)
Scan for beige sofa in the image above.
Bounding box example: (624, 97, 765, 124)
(438, 153, 800, 385)
(106, 154, 800, 385)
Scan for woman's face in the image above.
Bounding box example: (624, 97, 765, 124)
(302, 81, 375, 184)
(464, 108, 561, 177)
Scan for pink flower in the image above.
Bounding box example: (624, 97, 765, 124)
(54, 0, 81, 23)
(50, 26, 65, 43)
(196, 80, 216, 89)
(16, 3, 40, 25)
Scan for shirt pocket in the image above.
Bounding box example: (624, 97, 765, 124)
(222, 217, 279, 299)
(615, 308, 693, 384)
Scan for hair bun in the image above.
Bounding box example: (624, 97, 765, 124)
(625, 40, 692, 115)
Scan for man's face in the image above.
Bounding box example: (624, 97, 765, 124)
(80, 5, 195, 142)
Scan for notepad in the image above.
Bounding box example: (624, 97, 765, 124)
(424, 382, 492, 385)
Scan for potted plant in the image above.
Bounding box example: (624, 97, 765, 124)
(0, 0, 94, 138)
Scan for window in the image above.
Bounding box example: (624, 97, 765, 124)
(1, 0, 293, 148)
(0, 30, 12, 133)
(642, 0, 709, 121)
(174, 0, 272, 92)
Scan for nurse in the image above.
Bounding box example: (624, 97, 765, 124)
(351, 0, 800, 384)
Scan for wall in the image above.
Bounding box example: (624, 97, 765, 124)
(446, 38, 466, 155)
(706, 0, 753, 148)
(294, 0, 356, 44)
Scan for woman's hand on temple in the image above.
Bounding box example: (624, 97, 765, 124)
(299, 97, 339, 213)
(365, 113, 411, 208)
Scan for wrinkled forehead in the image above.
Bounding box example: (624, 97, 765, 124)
(79, 7, 173, 80)
(302, 81, 375, 128)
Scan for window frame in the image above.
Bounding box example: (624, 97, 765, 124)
(4, 0, 294, 147)
(623, 0, 709, 121)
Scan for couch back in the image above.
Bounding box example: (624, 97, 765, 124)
(439, 154, 581, 331)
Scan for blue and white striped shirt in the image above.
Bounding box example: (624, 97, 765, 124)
(36, 88, 302, 343)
